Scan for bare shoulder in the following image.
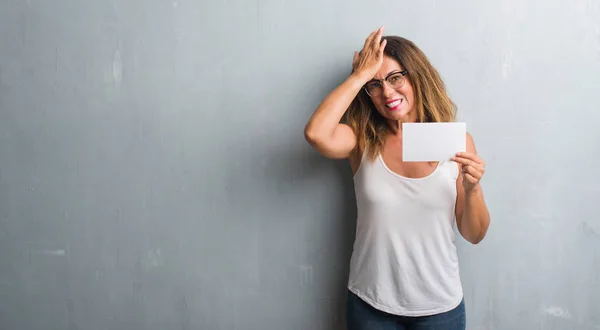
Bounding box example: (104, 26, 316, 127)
(466, 132, 477, 154)
(455, 132, 478, 173)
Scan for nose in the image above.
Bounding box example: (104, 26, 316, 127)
(381, 81, 395, 98)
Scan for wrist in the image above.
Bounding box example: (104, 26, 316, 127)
(465, 184, 482, 196)
(349, 71, 371, 85)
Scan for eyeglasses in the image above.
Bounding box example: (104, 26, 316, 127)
(363, 70, 408, 97)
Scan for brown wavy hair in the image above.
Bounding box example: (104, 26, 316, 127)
(344, 36, 457, 161)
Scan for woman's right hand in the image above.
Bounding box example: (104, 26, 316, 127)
(352, 26, 387, 82)
(304, 27, 387, 160)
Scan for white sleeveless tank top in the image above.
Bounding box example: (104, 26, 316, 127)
(347, 149, 464, 316)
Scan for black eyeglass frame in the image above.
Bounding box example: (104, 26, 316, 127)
(363, 70, 408, 97)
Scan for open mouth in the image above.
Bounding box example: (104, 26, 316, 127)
(385, 99, 403, 111)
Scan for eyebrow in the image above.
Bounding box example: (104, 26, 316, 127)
(366, 70, 404, 83)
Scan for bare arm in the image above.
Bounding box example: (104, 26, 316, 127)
(304, 74, 365, 159)
(453, 133, 491, 244)
(304, 26, 387, 159)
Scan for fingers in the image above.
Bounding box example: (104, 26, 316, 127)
(452, 154, 485, 171)
(462, 164, 482, 178)
(463, 172, 479, 185)
(379, 39, 387, 56)
(455, 152, 483, 164)
(460, 164, 484, 181)
(459, 153, 485, 189)
(372, 26, 384, 48)
(362, 26, 384, 53)
(453, 157, 478, 168)
(452, 156, 473, 167)
(462, 165, 482, 183)
(353, 26, 386, 77)
(363, 28, 379, 49)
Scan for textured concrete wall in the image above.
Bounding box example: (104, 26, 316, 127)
(1, 0, 599, 329)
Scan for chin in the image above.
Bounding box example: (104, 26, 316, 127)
(377, 107, 413, 121)
(391, 109, 413, 121)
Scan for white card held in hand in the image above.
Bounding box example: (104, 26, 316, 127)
(402, 122, 466, 162)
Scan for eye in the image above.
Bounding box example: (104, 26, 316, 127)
(366, 82, 382, 90)
(389, 74, 402, 82)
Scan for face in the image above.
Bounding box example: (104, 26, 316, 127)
(366, 55, 416, 123)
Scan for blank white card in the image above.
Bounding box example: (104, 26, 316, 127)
(402, 122, 466, 162)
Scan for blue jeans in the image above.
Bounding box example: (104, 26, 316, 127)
(346, 290, 466, 330)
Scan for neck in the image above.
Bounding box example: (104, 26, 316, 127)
(387, 112, 418, 136)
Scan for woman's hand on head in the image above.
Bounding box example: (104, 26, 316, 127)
(352, 26, 387, 82)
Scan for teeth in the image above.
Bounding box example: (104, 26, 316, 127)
(386, 100, 402, 108)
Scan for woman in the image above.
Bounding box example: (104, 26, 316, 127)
(304, 26, 490, 330)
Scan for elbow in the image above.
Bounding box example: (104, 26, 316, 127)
(468, 221, 490, 245)
(469, 234, 485, 245)
(458, 217, 490, 245)
(463, 231, 485, 245)
(303, 125, 316, 144)
(304, 125, 325, 147)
